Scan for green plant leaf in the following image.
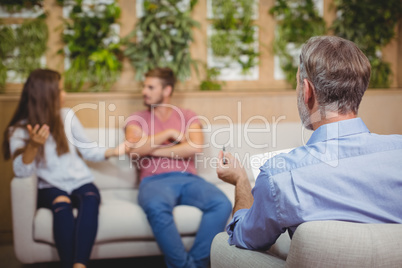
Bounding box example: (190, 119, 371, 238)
(61, 1, 122, 92)
(123, 0, 200, 81)
(331, 0, 402, 88)
(270, 0, 326, 88)
(210, 0, 259, 77)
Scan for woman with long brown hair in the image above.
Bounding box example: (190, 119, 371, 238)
(3, 69, 125, 268)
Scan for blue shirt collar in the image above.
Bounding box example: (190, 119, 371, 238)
(307, 118, 370, 145)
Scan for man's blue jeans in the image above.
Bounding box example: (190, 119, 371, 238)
(38, 183, 100, 268)
(138, 172, 232, 268)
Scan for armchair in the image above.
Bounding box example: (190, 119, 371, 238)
(211, 220, 402, 268)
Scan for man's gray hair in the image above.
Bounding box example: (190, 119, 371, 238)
(299, 36, 371, 115)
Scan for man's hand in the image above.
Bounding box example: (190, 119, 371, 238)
(217, 150, 248, 186)
(217, 150, 253, 214)
(27, 124, 49, 147)
(167, 128, 186, 144)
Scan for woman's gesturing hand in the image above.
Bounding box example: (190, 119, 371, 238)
(27, 124, 50, 147)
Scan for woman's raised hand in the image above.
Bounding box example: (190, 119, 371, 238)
(27, 124, 50, 147)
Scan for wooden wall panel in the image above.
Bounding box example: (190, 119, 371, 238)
(0, 100, 18, 244)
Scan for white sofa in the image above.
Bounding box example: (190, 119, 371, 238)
(11, 123, 310, 264)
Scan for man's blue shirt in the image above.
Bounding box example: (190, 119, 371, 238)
(227, 118, 402, 250)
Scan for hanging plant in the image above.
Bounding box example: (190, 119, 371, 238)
(331, 0, 402, 88)
(123, 0, 200, 81)
(0, 15, 48, 91)
(269, 0, 326, 88)
(61, 0, 122, 92)
(209, 0, 259, 74)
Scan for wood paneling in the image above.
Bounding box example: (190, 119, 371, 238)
(0, 100, 19, 244)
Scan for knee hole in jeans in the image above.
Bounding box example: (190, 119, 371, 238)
(52, 195, 71, 213)
(52, 195, 71, 205)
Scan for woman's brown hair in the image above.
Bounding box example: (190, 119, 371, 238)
(2, 69, 69, 161)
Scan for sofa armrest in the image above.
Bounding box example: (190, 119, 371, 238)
(10, 175, 38, 263)
(286, 221, 402, 268)
(210, 232, 286, 268)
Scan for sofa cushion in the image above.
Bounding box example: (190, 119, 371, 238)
(84, 128, 139, 189)
(33, 183, 235, 244)
(88, 157, 137, 190)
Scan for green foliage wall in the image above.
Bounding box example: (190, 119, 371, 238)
(124, 0, 199, 82)
(271, 0, 402, 89)
(62, 0, 122, 92)
(0, 16, 48, 91)
(210, 0, 259, 74)
(200, 0, 259, 90)
(332, 0, 402, 88)
(1, 0, 402, 92)
(270, 0, 326, 88)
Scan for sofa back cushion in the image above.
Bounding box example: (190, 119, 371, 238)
(84, 128, 137, 190)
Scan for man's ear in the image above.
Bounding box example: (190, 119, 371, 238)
(163, 85, 172, 97)
(303, 79, 315, 108)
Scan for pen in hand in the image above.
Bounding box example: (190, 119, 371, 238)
(222, 146, 227, 165)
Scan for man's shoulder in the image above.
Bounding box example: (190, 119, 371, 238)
(346, 132, 402, 154)
(173, 106, 198, 117)
(260, 132, 402, 178)
(259, 146, 312, 177)
(369, 132, 402, 142)
(360, 132, 402, 156)
(171, 107, 199, 125)
(127, 109, 151, 121)
(125, 110, 151, 127)
(130, 109, 150, 117)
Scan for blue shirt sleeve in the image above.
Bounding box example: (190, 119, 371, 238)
(226, 169, 285, 250)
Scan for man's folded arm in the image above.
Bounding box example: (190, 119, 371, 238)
(150, 123, 203, 158)
(125, 124, 186, 157)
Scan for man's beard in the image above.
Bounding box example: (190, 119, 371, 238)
(297, 88, 313, 130)
(144, 94, 164, 109)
